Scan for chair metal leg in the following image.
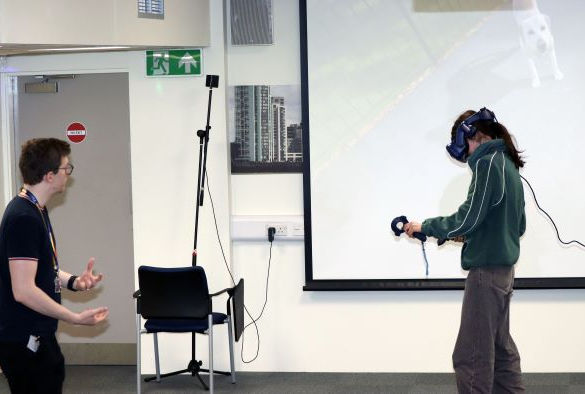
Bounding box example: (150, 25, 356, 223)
(208, 314, 214, 394)
(143, 332, 207, 389)
(153, 333, 161, 382)
(227, 316, 236, 384)
(136, 314, 141, 394)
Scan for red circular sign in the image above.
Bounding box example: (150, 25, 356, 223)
(66, 122, 87, 143)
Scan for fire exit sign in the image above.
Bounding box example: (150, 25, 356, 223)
(146, 49, 202, 76)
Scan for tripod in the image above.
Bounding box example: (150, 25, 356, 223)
(144, 75, 231, 390)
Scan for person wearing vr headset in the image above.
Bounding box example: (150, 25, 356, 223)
(404, 108, 526, 393)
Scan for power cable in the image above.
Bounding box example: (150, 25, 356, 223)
(521, 174, 584, 248)
(205, 170, 273, 363)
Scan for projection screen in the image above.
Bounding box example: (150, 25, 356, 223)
(300, 0, 585, 290)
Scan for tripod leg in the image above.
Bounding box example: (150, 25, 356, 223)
(195, 372, 209, 390)
(187, 359, 208, 390)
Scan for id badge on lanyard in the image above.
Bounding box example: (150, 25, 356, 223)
(54, 275, 61, 293)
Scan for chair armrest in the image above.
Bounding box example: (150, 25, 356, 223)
(210, 287, 231, 297)
(133, 289, 142, 315)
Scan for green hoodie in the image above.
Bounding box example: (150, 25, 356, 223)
(421, 139, 526, 270)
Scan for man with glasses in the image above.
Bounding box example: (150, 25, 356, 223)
(0, 138, 108, 393)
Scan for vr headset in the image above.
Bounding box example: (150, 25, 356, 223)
(446, 107, 497, 162)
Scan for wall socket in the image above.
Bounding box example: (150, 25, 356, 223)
(266, 224, 288, 236)
(232, 215, 304, 241)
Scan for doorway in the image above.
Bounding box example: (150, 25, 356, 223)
(9, 72, 135, 364)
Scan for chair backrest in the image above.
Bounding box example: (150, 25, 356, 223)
(138, 265, 211, 319)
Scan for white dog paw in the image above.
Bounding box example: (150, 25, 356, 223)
(532, 78, 541, 88)
(554, 71, 564, 80)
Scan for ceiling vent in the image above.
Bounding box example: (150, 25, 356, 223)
(138, 0, 164, 19)
(231, 0, 273, 45)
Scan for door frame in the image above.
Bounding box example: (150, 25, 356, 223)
(0, 73, 18, 204)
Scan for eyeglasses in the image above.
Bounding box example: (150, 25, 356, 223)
(57, 163, 74, 175)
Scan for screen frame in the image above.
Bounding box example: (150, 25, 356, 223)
(299, 0, 585, 291)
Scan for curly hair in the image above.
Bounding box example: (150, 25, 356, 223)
(19, 138, 71, 185)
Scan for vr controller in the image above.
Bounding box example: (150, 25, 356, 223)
(391, 215, 447, 246)
(391, 216, 427, 242)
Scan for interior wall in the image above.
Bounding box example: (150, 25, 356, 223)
(1, 0, 584, 375)
(0, 0, 209, 47)
(1, 0, 231, 372)
(227, 0, 585, 373)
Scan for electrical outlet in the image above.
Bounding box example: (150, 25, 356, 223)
(266, 224, 288, 236)
(275, 224, 287, 235)
(232, 215, 304, 241)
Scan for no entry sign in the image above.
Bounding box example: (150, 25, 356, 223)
(66, 122, 87, 143)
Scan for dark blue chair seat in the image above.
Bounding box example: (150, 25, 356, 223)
(144, 312, 228, 333)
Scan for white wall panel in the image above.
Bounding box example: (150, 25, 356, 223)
(0, 0, 209, 47)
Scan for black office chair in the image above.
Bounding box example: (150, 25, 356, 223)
(134, 265, 244, 393)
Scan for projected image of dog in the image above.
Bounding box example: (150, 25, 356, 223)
(514, 0, 563, 87)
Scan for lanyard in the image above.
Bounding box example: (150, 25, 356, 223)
(18, 188, 59, 273)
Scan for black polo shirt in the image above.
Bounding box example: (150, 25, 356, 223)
(0, 196, 60, 342)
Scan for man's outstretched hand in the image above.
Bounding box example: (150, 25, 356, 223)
(75, 258, 104, 291)
(74, 307, 109, 325)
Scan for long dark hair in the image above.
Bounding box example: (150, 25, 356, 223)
(452, 110, 525, 169)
